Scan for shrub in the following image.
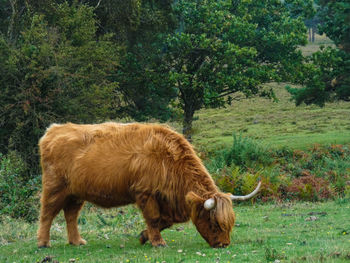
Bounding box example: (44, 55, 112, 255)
(207, 137, 350, 202)
(286, 175, 332, 201)
(0, 152, 40, 222)
(213, 166, 264, 199)
(208, 134, 273, 171)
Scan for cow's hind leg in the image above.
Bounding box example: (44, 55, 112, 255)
(37, 190, 66, 248)
(63, 197, 86, 245)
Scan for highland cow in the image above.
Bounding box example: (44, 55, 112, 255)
(37, 122, 260, 248)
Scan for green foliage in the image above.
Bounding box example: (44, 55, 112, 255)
(110, 0, 177, 122)
(0, 152, 40, 222)
(223, 134, 273, 168)
(317, 0, 350, 52)
(207, 134, 273, 173)
(287, 47, 350, 106)
(0, 3, 119, 175)
(207, 134, 272, 196)
(207, 135, 350, 201)
(161, 0, 309, 138)
(214, 166, 263, 197)
(115, 50, 177, 122)
(288, 0, 350, 105)
(285, 0, 316, 19)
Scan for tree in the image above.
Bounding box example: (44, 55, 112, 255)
(114, 50, 177, 121)
(288, 0, 350, 105)
(0, 3, 119, 176)
(111, 0, 178, 121)
(162, 0, 310, 139)
(0, 0, 180, 175)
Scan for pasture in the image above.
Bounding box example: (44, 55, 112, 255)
(1, 201, 350, 263)
(176, 34, 349, 152)
(1, 36, 350, 262)
(1, 75, 350, 263)
(188, 84, 350, 152)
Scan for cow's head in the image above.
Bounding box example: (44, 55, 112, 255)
(186, 182, 261, 248)
(186, 192, 235, 248)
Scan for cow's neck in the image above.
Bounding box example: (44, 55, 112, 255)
(187, 174, 219, 199)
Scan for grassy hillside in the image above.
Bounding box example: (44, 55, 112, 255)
(188, 84, 350, 152)
(184, 35, 349, 152)
(1, 201, 349, 263)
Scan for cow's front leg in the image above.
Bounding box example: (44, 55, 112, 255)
(140, 220, 173, 245)
(136, 193, 166, 247)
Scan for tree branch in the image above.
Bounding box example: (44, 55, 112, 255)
(215, 90, 242, 99)
(95, 0, 102, 9)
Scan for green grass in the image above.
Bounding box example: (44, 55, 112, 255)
(1, 201, 349, 263)
(187, 84, 350, 152)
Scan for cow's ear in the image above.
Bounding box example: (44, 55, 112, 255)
(186, 191, 204, 207)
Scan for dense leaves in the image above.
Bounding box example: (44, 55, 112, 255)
(288, 0, 350, 105)
(0, 152, 40, 222)
(0, 3, 119, 175)
(115, 50, 177, 121)
(161, 0, 309, 138)
(0, 0, 180, 175)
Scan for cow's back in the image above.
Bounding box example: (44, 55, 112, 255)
(38, 122, 188, 207)
(39, 123, 105, 170)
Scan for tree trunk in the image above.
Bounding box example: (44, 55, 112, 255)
(182, 104, 195, 142)
(312, 27, 316, 43)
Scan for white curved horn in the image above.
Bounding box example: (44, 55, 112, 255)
(230, 181, 262, 201)
(204, 198, 216, 210)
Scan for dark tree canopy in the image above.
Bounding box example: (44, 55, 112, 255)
(0, 0, 177, 175)
(0, 3, 120, 175)
(288, 0, 350, 106)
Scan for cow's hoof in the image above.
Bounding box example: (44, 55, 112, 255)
(38, 241, 50, 248)
(139, 231, 148, 245)
(150, 239, 167, 247)
(155, 243, 168, 248)
(69, 238, 87, 246)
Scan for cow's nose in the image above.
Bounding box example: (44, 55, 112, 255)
(213, 242, 229, 248)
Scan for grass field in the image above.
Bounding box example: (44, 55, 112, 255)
(187, 84, 350, 152)
(300, 34, 335, 56)
(1, 200, 350, 263)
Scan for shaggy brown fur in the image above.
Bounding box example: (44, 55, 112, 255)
(37, 122, 235, 248)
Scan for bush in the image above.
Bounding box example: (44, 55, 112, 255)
(214, 167, 261, 196)
(287, 175, 332, 201)
(206, 135, 350, 202)
(0, 152, 40, 222)
(208, 134, 273, 172)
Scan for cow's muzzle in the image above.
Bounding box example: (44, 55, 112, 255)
(212, 242, 229, 248)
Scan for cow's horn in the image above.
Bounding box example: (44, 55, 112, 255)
(230, 181, 261, 201)
(204, 198, 216, 210)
